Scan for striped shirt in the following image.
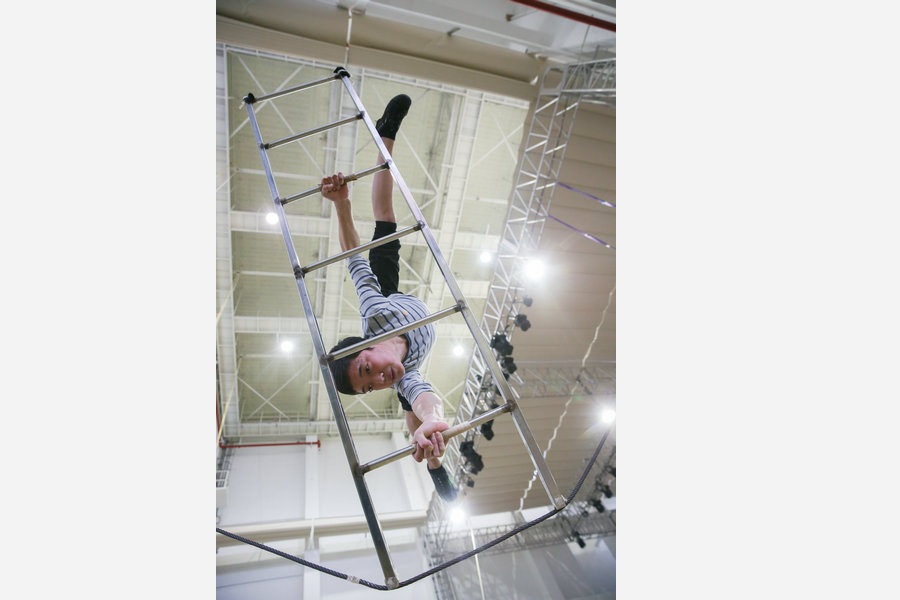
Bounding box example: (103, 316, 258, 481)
(348, 254, 435, 406)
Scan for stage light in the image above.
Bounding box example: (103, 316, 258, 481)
(479, 250, 493, 263)
(501, 355, 517, 375)
(514, 314, 531, 331)
(522, 296, 533, 307)
(600, 408, 616, 424)
(590, 499, 606, 513)
(601, 484, 614, 498)
(574, 533, 586, 549)
(490, 333, 514, 357)
(280, 340, 294, 352)
(460, 440, 484, 474)
(481, 420, 495, 440)
(450, 507, 466, 524)
(453, 344, 465, 357)
(466, 478, 475, 488)
(523, 258, 545, 280)
(266, 212, 278, 224)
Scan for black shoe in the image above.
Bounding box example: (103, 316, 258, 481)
(375, 94, 411, 140)
(428, 464, 458, 502)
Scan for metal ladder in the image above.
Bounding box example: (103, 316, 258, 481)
(241, 66, 566, 589)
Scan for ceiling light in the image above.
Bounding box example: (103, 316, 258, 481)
(523, 258, 545, 280)
(449, 507, 466, 525)
(280, 340, 294, 352)
(479, 250, 492, 263)
(600, 408, 616, 424)
(453, 344, 465, 357)
(266, 212, 279, 225)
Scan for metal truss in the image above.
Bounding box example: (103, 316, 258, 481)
(425, 443, 617, 600)
(431, 56, 616, 600)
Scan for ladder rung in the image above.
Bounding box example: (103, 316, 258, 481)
(265, 113, 363, 150)
(359, 403, 513, 474)
(242, 72, 343, 105)
(326, 303, 463, 363)
(281, 162, 390, 206)
(555, 103, 579, 117)
(546, 142, 567, 154)
(302, 223, 422, 275)
(560, 87, 615, 95)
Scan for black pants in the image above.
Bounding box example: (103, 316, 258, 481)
(369, 221, 414, 411)
(369, 221, 401, 297)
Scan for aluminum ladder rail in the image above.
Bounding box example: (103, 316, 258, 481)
(240, 67, 566, 589)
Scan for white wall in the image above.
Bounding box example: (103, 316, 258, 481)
(217, 434, 439, 598)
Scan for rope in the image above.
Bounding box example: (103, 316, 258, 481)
(557, 182, 616, 209)
(215, 528, 389, 591)
(215, 429, 613, 590)
(343, 8, 353, 68)
(518, 284, 616, 510)
(543, 211, 615, 249)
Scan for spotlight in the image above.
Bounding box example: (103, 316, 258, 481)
(490, 333, 514, 357)
(501, 355, 517, 375)
(450, 507, 466, 524)
(522, 296, 533, 307)
(459, 440, 484, 474)
(480, 420, 495, 441)
(466, 478, 475, 488)
(524, 258, 545, 280)
(514, 314, 531, 331)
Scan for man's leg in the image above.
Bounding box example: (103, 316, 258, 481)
(371, 138, 396, 223)
(368, 94, 411, 297)
(371, 93, 410, 222)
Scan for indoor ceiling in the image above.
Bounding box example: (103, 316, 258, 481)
(216, 0, 616, 519)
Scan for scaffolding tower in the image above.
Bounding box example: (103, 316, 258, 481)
(430, 57, 616, 600)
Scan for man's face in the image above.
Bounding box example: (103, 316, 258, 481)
(347, 342, 405, 394)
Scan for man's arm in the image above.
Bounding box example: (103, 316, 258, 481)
(408, 391, 449, 462)
(321, 173, 360, 252)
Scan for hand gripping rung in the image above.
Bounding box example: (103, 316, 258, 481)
(281, 162, 390, 206)
(358, 403, 512, 474)
(265, 113, 363, 150)
(302, 222, 422, 275)
(325, 303, 464, 363)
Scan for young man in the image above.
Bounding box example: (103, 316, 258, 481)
(321, 94, 457, 502)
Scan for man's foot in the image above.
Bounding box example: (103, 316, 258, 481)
(375, 94, 411, 140)
(428, 464, 458, 502)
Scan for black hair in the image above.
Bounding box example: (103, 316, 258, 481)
(328, 336, 365, 395)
